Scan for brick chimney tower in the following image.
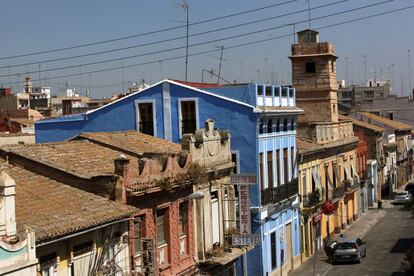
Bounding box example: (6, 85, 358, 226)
(289, 29, 339, 123)
(114, 154, 130, 204)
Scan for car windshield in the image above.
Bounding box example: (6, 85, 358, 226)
(336, 242, 357, 250)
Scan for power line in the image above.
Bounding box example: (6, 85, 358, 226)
(0, 0, 397, 79)
(2, 4, 413, 86)
(0, 0, 349, 70)
(0, 0, 300, 61)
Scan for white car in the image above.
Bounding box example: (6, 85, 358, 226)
(393, 191, 412, 205)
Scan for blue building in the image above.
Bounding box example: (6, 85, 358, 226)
(36, 79, 303, 275)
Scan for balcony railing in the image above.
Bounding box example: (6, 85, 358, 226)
(261, 177, 298, 206)
(312, 121, 354, 144)
(345, 177, 360, 193)
(302, 189, 322, 209)
(332, 186, 345, 199)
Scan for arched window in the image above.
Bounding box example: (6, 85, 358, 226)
(259, 120, 264, 134)
(267, 119, 273, 134)
(276, 119, 280, 132)
(283, 118, 288, 132)
(291, 118, 295, 131)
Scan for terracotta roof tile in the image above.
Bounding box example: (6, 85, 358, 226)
(339, 114, 385, 133)
(296, 137, 324, 154)
(2, 140, 140, 179)
(359, 112, 413, 131)
(0, 160, 137, 243)
(74, 131, 181, 155)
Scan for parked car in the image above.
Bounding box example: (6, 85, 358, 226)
(333, 238, 366, 263)
(393, 191, 412, 205)
(405, 180, 414, 195)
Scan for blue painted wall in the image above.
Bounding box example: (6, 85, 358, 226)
(35, 80, 301, 276)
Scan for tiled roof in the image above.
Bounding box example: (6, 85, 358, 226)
(0, 160, 136, 243)
(339, 114, 385, 133)
(359, 112, 413, 131)
(74, 131, 181, 155)
(2, 140, 140, 179)
(296, 137, 324, 154)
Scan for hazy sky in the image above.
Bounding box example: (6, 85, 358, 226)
(0, 0, 413, 97)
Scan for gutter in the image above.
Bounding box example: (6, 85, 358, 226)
(36, 216, 135, 248)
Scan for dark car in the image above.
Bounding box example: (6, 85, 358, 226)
(405, 180, 414, 195)
(333, 238, 366, 263)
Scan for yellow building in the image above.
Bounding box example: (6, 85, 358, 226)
(298, 138, 360, 263)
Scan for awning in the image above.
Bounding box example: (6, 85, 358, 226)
(311, 166, 321, 190)
(351, 161, 360, 182)
(333, 163, 341, 185)
(344, 163, 352, 181)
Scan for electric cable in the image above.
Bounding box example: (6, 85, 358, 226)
(0, 0, 397, 79)
(2, 4, 413, 86)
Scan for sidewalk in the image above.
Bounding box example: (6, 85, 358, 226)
(288, 207, 387, 276)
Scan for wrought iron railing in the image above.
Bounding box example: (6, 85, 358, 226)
(261, 177, 298, 206)
(302, 189, 322, 208)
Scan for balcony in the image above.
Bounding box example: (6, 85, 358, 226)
(312, 121, 354, 144)
(256, 85, 296, 109)
(302, 189, 322, 209)
(344, 178, 360, 194)
(332, 186, 345, 199)
(261, 178, 298, 206)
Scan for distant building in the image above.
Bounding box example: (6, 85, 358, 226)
(338, 79, 392, 107)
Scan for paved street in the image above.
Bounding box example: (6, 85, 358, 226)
(289, 200, 414, 276)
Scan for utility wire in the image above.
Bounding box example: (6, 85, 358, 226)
(0, 0, 396, 78)
(0, 0, 300, 60)
(0, 0, 348, 69)
(2, 4, 413, 86)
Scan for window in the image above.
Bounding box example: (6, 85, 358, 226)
(276, 150, 281, 185)
(138, 102, 154, 136)
(259, 120, 264, 134)
(331, 61, 335, 73)
(257, 85, 263, 96)
(283, 148, 289, 183)
(282, 87, 288, 97)
(265, 86, 272, 96)
(180, 100, 197, 135)
(39, 253, 57, 276)
(289, 89, 294, 98)
(267, 151, 274, 189)
(133, 217, 142, 256)
(283, 119, 288, 132)
(260, 153, 264, 191)
(267, 119, 273, 134)
(276, 119, 280, 132)
(305, 61, 316, 73)
(157, 209, 167, 245)
(271, 232, 277, 269)
(232, 151, 240, 174)
(291, 119, 295, 131)
(291, 147, 295, 179)
(71, 241, 94, 276)
(179, 202, 188, 237)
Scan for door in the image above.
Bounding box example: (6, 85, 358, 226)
(286, 223, 292, 266)
(211, 196, 220, 245)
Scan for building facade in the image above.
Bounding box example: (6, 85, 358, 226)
(34, 79, 303, 276)
(290, 29, 360, 270)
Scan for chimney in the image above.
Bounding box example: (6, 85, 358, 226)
(114, 154, 130, 177)
(0, 172, 17, 241)
(114, 154, 130, 204)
